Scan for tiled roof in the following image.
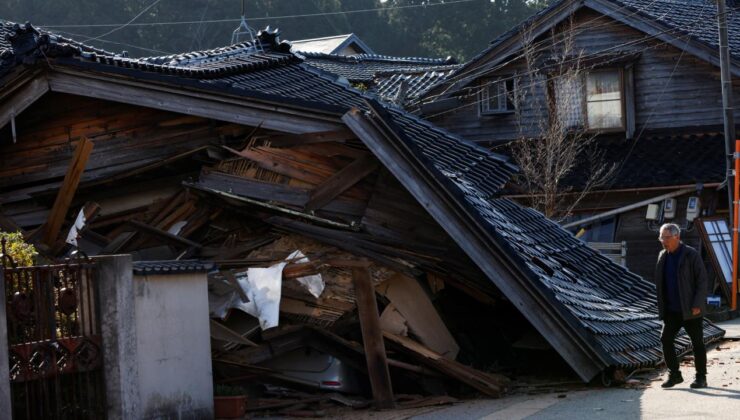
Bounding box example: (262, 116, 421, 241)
(0, 22, 724, 375)
(301, 51, 457, 83)
(612, 0, 740, 61)
(375, 66, 460, 105)
(439, 0, 740, 98)
(132, 260, 214, 275)
(563, 133, 725, 190)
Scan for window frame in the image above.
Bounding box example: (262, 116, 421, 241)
(548, 67, 627, 133)
(581, 68, 626, 133)
(478, 77, 517, 116)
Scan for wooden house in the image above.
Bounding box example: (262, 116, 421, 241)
(418, 0, 740, 289)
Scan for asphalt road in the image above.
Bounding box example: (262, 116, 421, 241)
(412, 317, 740, 420)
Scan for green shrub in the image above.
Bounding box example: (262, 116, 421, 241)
(0, 231, 37, 268)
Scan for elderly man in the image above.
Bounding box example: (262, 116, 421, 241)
(655, 223, 708, 389)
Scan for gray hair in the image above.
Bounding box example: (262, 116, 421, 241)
(660, 223, 681, 237)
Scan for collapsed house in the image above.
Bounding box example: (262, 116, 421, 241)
(0, 20, 725, 410)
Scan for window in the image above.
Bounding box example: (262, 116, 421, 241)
(479, 78, 515, 115)
(586, 70, 623, 130)
(552, 68, 625, 131)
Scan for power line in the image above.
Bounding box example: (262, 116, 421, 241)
(39, 0, 478, 29)
(81, 0, 164, 42)
(54, 29, 174, 55)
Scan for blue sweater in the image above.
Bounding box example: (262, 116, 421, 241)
(664, 245, 684, 313)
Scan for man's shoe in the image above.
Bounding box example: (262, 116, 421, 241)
(661, 372, 684, 388)
(690, 375, 707, 389)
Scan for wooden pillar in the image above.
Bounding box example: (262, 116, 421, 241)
(351, 264, 394, 409)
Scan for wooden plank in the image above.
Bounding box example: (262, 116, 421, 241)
(305, 155, 379, 211)
(42, 137, 94, 245)
(0, 76, 49, 131)
(376, 273, 459, 360)
(383, 332, 508, 398)
(352, 265, 395, 409)
(379, 303, 409, 336)
(268, 128, 357, 147)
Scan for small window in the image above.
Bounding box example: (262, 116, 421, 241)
(479, 78, 515, 115)
(586, 70, 623, 130)
(551, 68, 625, 131)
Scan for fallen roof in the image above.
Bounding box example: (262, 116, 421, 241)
(0, 21, 724, 381)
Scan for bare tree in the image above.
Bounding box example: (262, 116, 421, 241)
(510, 17, 615, 221)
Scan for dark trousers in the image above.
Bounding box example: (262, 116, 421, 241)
(661, 311, 707, 376)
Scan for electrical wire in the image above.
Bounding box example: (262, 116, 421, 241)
(80, 0, 164, 43)
(39, 0, 479, 28)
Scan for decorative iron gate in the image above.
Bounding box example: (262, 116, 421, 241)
(2, 240, 105, 420)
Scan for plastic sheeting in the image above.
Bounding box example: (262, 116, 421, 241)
(209, 250, 324, 330)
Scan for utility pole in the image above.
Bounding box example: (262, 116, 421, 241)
(717, 0, 737, 309)
(717, 0, 735, 223)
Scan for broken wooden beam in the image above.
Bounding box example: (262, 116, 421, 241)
(43, 136, 94, 245)
(352, 264, 395, 409)
(383, 331, 509, 398)
(305, 154, 379, 212)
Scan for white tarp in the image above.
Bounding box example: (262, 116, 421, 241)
(210, 250, 325, 330)
(65, 209, 87, 246)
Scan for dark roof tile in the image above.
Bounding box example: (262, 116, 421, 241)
(132, 260, 214, 275)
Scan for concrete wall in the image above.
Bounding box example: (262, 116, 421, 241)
(96, 256, 213, 420)
(133, 272, 213, 420)
(97, 255, 141, 419)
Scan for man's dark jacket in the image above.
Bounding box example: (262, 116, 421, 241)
(654, 243, 708, 320)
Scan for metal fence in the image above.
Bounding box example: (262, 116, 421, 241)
(2, 240, 105, 420)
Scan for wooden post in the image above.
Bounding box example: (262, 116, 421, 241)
(43, 137, 94, 245)
(351, 264, 394, 409)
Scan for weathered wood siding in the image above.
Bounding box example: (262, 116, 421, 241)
(428, 8, 740, 143)
(0, 92, 247, 191)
